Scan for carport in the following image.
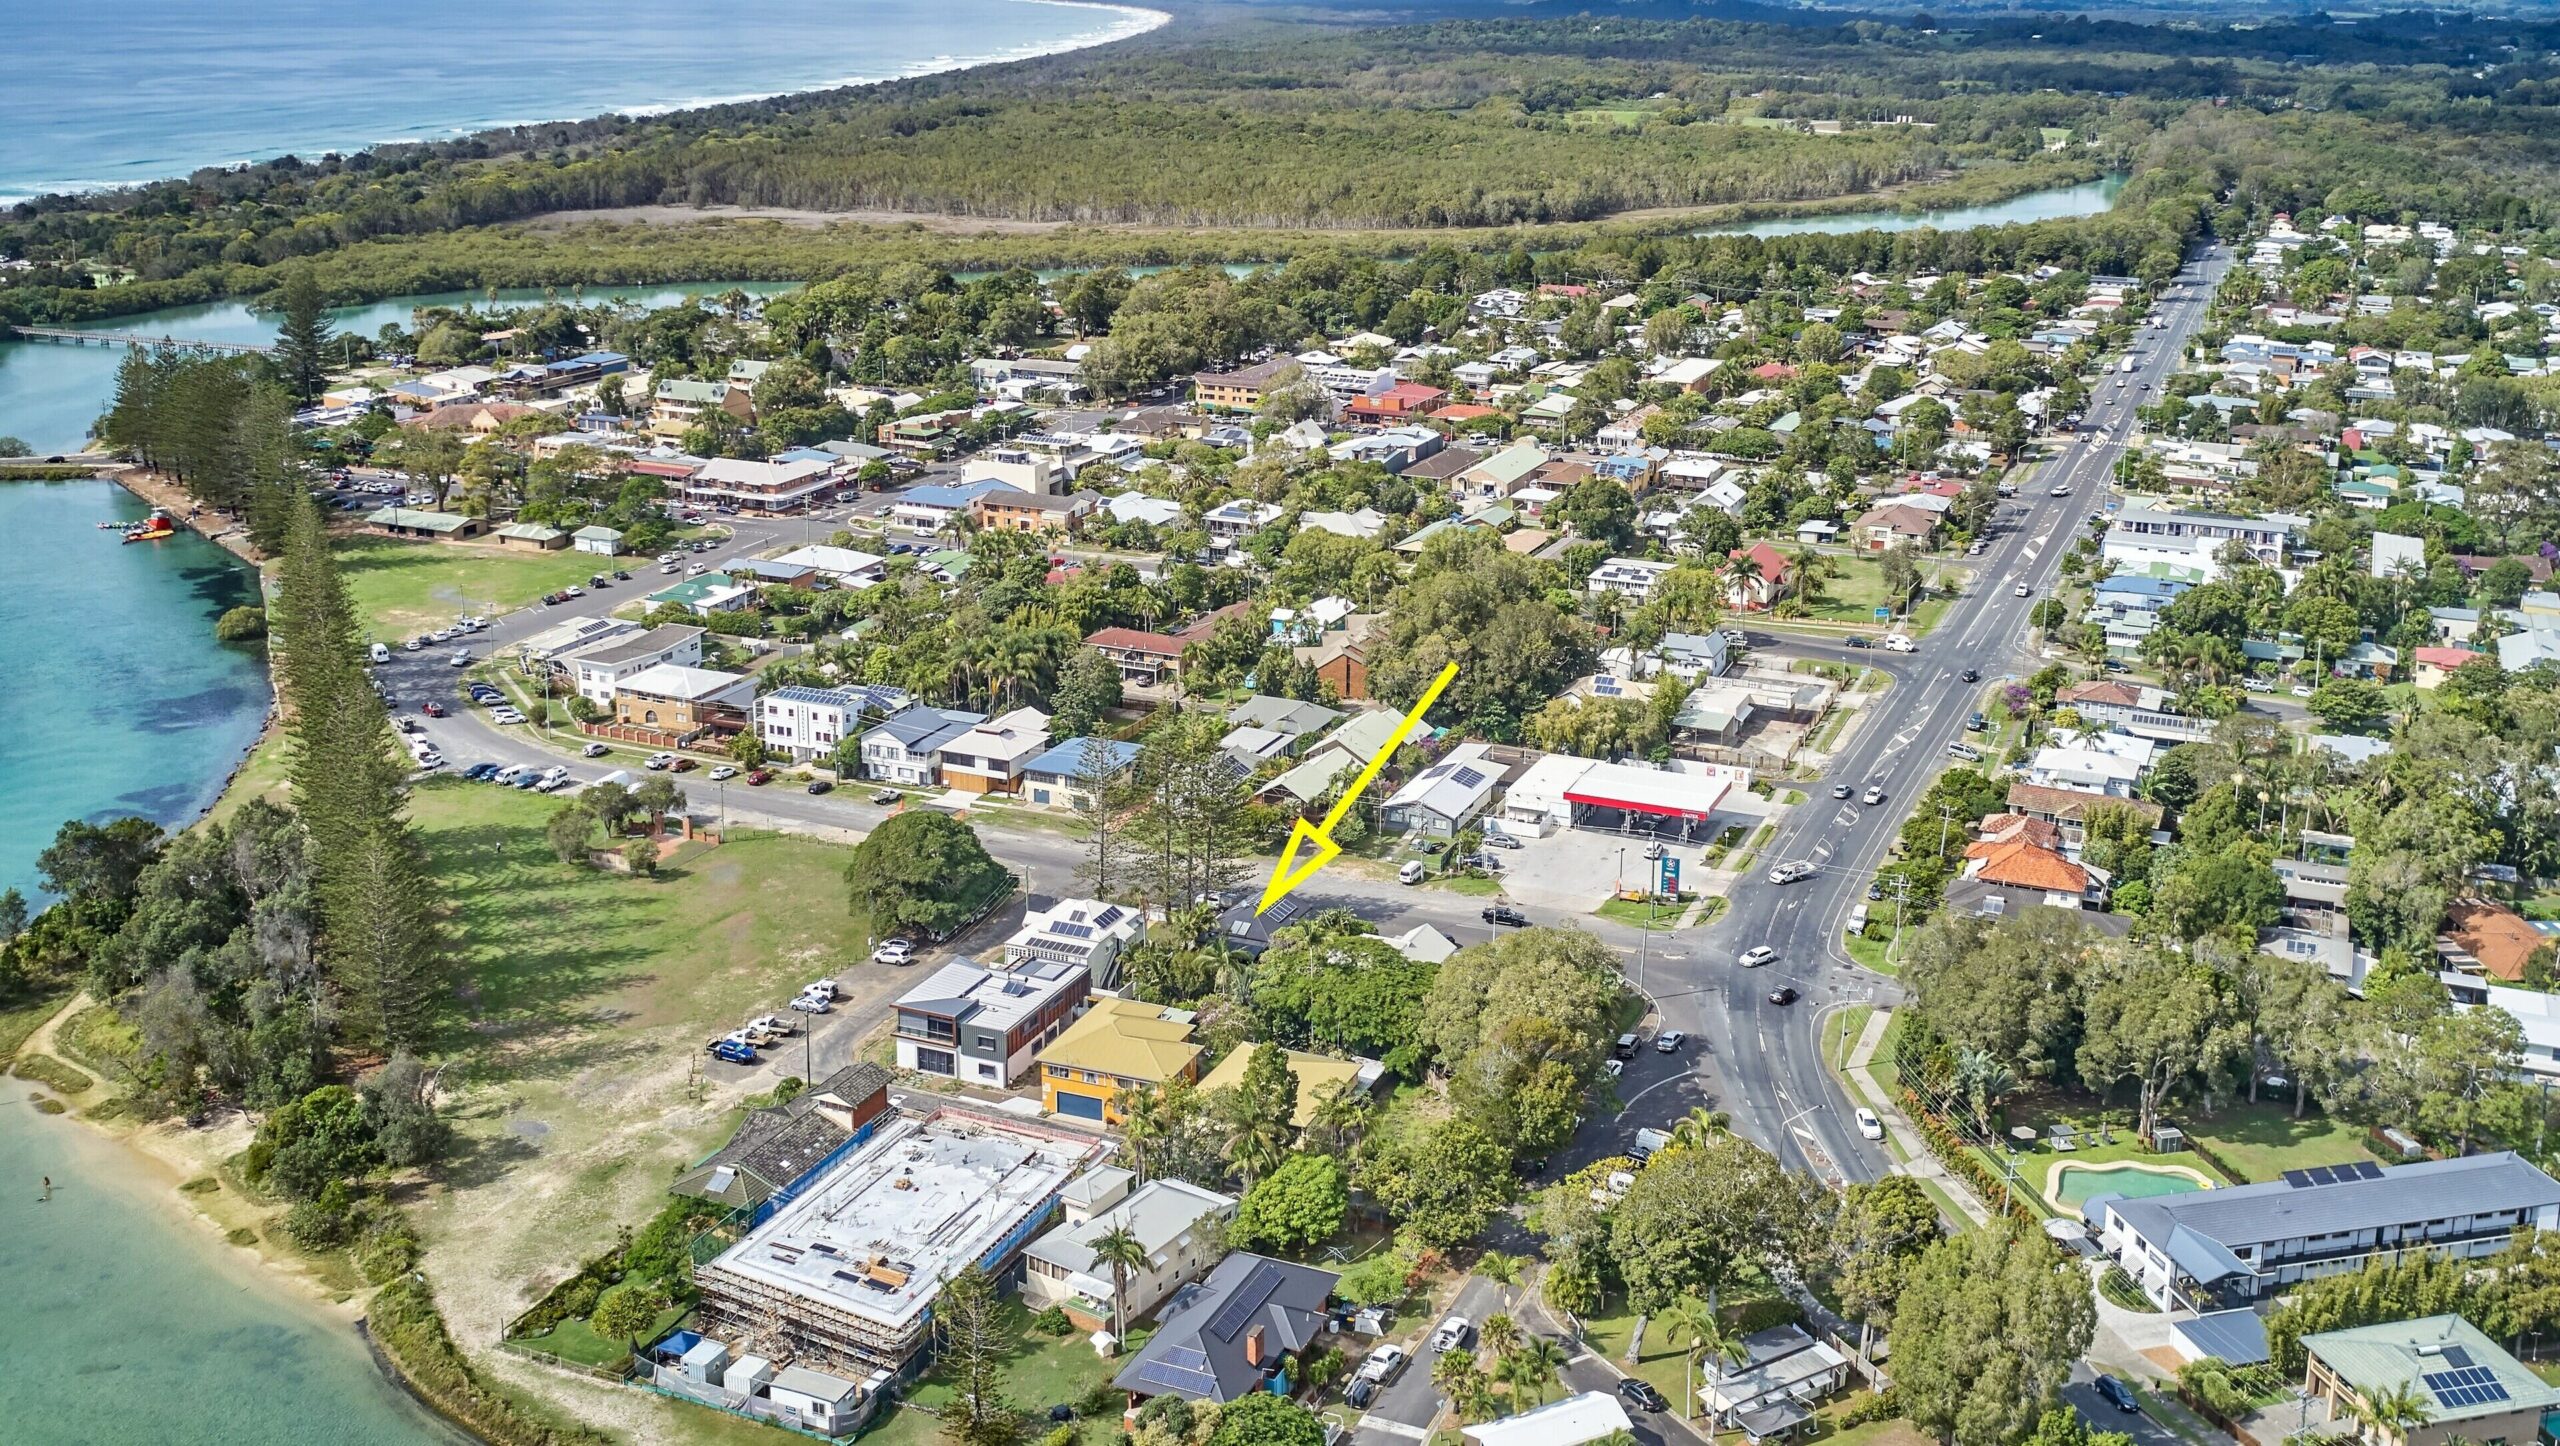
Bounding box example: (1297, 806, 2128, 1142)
(1563, 762, 1737, 841)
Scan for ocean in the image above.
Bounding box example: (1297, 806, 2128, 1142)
(0, 0, 1162, 203)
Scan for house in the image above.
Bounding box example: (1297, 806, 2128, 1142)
(1298, 507, 1392, 541)
(1086, 627, 1189, 687)
(2026, 737, 2151, 797)
(563, 626, 706, 707)
(1694, 1326, 1852, 1443)
(893, 958, 1089, 1086)
(2004, 783, 2164, 838)
(405, 400, 542, 434)
(490, 522, 569, 551)
(691, 1107, 1104, 1376)
(2094, 1152, 2560, 1311)
(671, 1062, 895, 1210)
(652, 378, 750, 440)
(770, 545, 888, 589)
(516, 615, 638, 668)
(1379, 742, 1502, 837)
(1195, 1048, 1381, 1131)
(610, 664, 757, 746)
(935, 707, 1052, 794)
(1022, 1176, 1238, 1331)
(1453, 441, 1550, 504)
(1585, 558, 1675, 602)
(1038, 997, 1202, 1122)
(573, 525, 625, 556)
(972, 489, 1096, 535)
(2439, 899, 2546, 982)
(1463, 1395, 1635, 1446)
(1192, 358, 1297, 413)
(1345, 381, 1448, 421)
(1262, 709, 1412, 807)
(860, 708, 986, 786)
(685, 457, 839, 514)
(2302, 1315, 2560, 1446)
(363, 506, 485, 541)
(1004, 897, 1145, 990)
(1658, 631, 1734, 679)
(1227, 695, 1342, 746)
(1386, 924, 1460, 963)
(1295, 616, 1381, 701)
(647, 572, 758, 616)
(2412, 646, 2484, 689)
(1851, 502, 1938, 552)
(1204, 500, 1285, 548)
(1725, 544, 1794, 610)
(1112, 1253, 1339, 1407)
(1961, 816, 2109, 910)
(1019, 738, 1142, 810)
(757, 684, 914, 764)
(887, 480, 1008, 536)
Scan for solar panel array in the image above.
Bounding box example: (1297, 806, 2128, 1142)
(1133, 1345, 1219, 1397)
(2420, 1364, 2510, 1410)
(1450, 767, 1488, 789)
(2279, 1161, 2386, 1189)
(1208, 1260, 1285, 1340)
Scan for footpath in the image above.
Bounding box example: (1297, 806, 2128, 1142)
(1839, 1009, 1994, 1227)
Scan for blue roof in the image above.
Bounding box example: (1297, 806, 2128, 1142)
(1025, 738, 1140, 780)
(548, 350, 628, 371)
(900, 480, 1008, 510)
(2174, 1310, 2270, 1367)
(2095, 574, 2189, 599)
(774, 447, 839, 465)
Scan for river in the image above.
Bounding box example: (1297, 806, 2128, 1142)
(0, 178, 2126, 455)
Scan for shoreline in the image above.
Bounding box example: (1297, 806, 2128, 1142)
(0, 1, 1172, 207)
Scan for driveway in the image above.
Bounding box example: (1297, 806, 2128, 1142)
(2060, 1372, 2187, 1446)
(1350, 1274, 1513, 1446)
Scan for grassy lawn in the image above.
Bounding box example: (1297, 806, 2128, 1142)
(1593, 894, 1693, 929)
(1977, 1092, 2237, 1217)
(860, 1301, 1148, 1446)
(509, 1302, 689, 1368)
(1844, 923, 1901, 976)
(0, 987, 71, 1066)
(1433, 874, 1504, 896)
(335, 534, 606, 637)
(2180, 1100, 2383, 1184)
(1823, 1005, 1875, 1079)
(409, 778, 878, 1076)
(209, 729, 291, 824)
(1577, 1287, 1797, 1413)
(1797, 561, 1892, 624)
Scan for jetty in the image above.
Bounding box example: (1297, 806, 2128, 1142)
(7, 325, 274, 356)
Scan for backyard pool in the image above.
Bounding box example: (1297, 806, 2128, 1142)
(2047, 1160, 2216, 1218)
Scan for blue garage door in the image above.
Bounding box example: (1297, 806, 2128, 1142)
(1055, 1091, 1106, 1120)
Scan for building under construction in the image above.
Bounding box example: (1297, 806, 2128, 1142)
(693, 1104, 1105, 1376)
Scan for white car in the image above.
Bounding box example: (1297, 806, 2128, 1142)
(583, 741, 611, 757)
(2014, 583, 2032, 599)
(789, 993, 833, 1014)
(1880, 634, 1916, 653)
(1602, 1059, 1624, 1079)
(1769, 861, 1816, 885)
(708, 765, 738, 781)
(748, 1014, 797, 1037)
(872, 939, 916, 966)
(2242, 678, 2273, 694)
(1862, 784, 1886, 806)
(1856, 1108, 1885, 1142)
(1739, 946, 1777, 968)
(1430, 1317, 1473, 1353)
(804, 978, 842, 1001)
(2290, 684, 2314, 698)
(490, 709, 527, 725)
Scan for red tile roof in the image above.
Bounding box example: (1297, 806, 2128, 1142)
(1729, 542, 1794, 585)
(1085, 627, 1184, 657)
(1965, 838, 2089, 894)
(2445, 900, 2544, 982)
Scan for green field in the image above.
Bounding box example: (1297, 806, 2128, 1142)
(861, 1302, 1150, 1446)
(409, 779, 878, 1076)
(335, 535, 607, 637)
(2180, 1101, 2384, 1184)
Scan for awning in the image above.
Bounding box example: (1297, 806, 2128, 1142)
(1563, 761, 1735, 821)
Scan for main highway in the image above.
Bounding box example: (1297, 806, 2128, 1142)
(384, 242, 2233, 1202)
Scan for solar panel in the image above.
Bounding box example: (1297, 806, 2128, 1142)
(2354, 1160, 2386, 1180)
(2420, 1365, 2509, 1409)
(1451, 767, 1488, 789)
(1133, 1360, 1218, 1395)
(2283, 1169, 2312, 1188)
(2440, 1346, 2474, 1369)
(1052, 922, 1094, 940)
(1208, 1260, 1285, 1340)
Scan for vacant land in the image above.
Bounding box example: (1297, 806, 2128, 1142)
(336, 536, 603, 637)
(2181, 1101, 2383, 1184)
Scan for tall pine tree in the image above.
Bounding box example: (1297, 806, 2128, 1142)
(270, 499, 444, 1049)
(271, 268, 336, 406)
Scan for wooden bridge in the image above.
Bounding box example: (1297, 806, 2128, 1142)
(7, 325, 274, 356)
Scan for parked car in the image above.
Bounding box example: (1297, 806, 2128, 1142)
(1616, 1379, 1670, 1414)
(671, 758, 699, 773)
(583, 741, 610, 757)
(1481, 904, 1528, 927)
(709, 1039, 757, 1065)
(707, 765, 737, 781)
(1856, 1107, 1886, 1142)
(1602, 1059, 1624, 1079)
(1481, 830, 1521, 849)
(872, 939, 916, 966)
(1655, 1030, 1686, 1054)
(645, 753, 674, 770)
(871, 788, 901, 805)
(747, 768, 772, 785)
(1739, 946, 1777, 968)
(2094, 1376, 2141, 1414)
(804, 979, 841, 1001)
(1613, 1033, 1640, 1060)
(2242, 678, 2274, 694)
(1353, 1344, 1408, 1391)
(788, 993, 832, 1014)
(806, 779, 833, 795)
(1397, 860, 1427, 885)
(1966, 712, 1988, 732)
(748, 1014, 797, 1038)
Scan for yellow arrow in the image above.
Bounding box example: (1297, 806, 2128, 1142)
(1257, 660, 1461, 915)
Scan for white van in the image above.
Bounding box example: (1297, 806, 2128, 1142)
(369, 642, 390, 664)
(1397, 860, 1428, 885)
(1847, 904, 1870, 935)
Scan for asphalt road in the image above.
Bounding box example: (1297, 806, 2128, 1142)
(377, 244, 2234, 1197)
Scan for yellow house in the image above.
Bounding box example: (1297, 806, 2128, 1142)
(1038, 998, 1202, 1123)
(1195, 1047, 1380, 1130)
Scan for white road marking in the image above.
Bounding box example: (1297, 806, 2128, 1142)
(1358, 1420, 1429, 1441)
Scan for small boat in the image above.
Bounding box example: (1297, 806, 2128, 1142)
(122, 513, 176, 543)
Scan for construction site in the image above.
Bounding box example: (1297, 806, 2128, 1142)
(691, 1103, 1108, 1376)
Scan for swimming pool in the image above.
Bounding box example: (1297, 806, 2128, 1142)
(2047, 1160, 2216, 1218)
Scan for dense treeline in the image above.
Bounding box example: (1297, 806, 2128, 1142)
(94, 350, 304, 550)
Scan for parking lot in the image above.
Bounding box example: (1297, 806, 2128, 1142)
(1491, 792, 1775, 914)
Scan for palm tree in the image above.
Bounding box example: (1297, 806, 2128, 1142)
(2348, 1381, 2433, 1445)
(1505, 1336, 1567, 1407)
(1112, 1083, 1163, 1179)
(1657, 1296, 1744, 1422)
(1481, 1313, 1522, 1366)
(1089, 1223, 1150, 1346)
(1667, 1106, 1730, 1153)
(1789, 545, 1833, 608)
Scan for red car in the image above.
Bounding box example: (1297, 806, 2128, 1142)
(747, 768, 772, 785)
(671, 758, 699, 773)
(419, 702, 446, 717)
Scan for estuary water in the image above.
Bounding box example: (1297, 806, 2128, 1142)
(0, 478, 271, 901)
(0, 0, 1164, 203)
(0, 1100, 466, 1445)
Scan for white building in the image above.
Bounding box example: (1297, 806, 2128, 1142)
(860, 708, 986, 786)
(682, 456, 838, 513)
(891, 960, 1089, 1086)
(934, 706, 1053, 794)
(564, 626, 706, 707)
(771, 545, 888, 588)
(1003, 897, 1146, 990)
(1021, 1175, 1236, 1328)
(1380, 742, 1502, 837)
(757, 685, 914, 764)
(1463, 1394, 1635, 1446)
(1585, 557, 1675, 602)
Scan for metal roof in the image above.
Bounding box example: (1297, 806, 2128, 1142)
(2173, 1310, 2270, 1367)
(2105, 1151, 2560, 1259)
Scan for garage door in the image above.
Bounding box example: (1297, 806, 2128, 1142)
(1054, 1091, 1106, 1121)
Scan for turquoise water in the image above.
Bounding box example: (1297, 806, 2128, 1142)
(1691, 175, 2126, 238)
(0, 480, 271, 900)
(0, 1101, 465, 1445)
(0, 0, 1154, 203)
(2053, 1161, 2207, 1211)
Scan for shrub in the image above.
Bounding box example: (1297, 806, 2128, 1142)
(1032, 1304, 1076, 1336)
(351, 1199, 424, 1284)
(282, 1199, 349, 1250)
(591, 1282, 665, 1343)
(215, 606, 268, 642)
(1041, 1427, 1079, 1446)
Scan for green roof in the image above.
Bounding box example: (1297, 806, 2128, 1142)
(2304, 1315, 2560, 1422)
(365, 506, 476, 534)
